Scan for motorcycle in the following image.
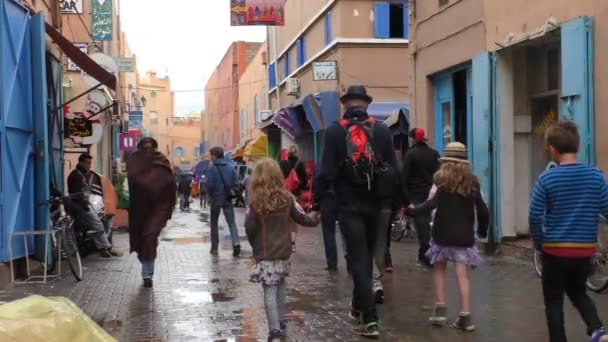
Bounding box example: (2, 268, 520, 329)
(71, 194, 112, 257)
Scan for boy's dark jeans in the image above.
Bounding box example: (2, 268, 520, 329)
(542, 252, 603, 341)
(340, 209, 378, 324)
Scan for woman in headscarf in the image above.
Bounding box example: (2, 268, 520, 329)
(127, 137, 177, 288)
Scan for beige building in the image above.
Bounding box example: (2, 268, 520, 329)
(169, 113, 203, 170)
(266, 0, 411, 162)
(139, 71, 175, 157)
(410, 0, 607, 241)
(237, 44, 271, 160)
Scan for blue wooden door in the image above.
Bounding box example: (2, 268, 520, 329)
(560, 16, 594, 165)
(433, 74, 454, 153)
(0, 0, 36, 261)
(472, 52, 501, 242)
(48, 56, 64, 193)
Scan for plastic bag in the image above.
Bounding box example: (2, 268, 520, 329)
(0, 295, 116, 342)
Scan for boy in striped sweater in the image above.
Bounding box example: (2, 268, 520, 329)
(529, 121, 608, 342)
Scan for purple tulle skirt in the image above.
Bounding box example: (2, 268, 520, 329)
(425, 242, 483, 269)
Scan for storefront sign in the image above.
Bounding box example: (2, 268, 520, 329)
(116, 57, 135, 72)
(59, 0, 83, 14)
(64, 90, 108, 146)
(67, 43, 88, 72)
(312, 61, 337, 81)
(119, 133, 138, 152)
(230, 0, 285, 26)
(129, 111, 143, 130)
(91, 0, 113, 41)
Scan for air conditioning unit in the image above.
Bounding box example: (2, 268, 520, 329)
(286, 78, 300, 96)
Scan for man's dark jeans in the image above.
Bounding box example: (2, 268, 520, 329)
(542, 253, 603, 341)
(340, 209, 378, 324)
(412, 198, 432, 263)
(321, 198, 339, 268)
(210, 201, 240, 249)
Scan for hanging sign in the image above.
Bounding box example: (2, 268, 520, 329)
(119, 133, 138, 152)
(67, 43, 88, 72)
(116, 57, 135, 72)
(91, 0, 113, 41)
(231, 0, 285, 26)
(59, 0, 83, 14)
(64, 90, 108, 146)
(129, 111, 143, 130)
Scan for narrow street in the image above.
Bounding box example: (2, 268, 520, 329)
(1, 204, 607, 341)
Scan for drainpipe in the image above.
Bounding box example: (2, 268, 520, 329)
(272, 26, 281, 109)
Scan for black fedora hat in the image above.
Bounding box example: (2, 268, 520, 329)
(340, 85, 373, 104)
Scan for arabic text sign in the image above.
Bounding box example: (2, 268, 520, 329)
(66, 117, 93, 138)
(67, 43, 88, 72)
(116, 58, 135, 72)
(312, 61, 337, 81)
(129, 111, 143, 130)
(59, 0, 83, 14)
(231, 0, 285, 26)
(91, 0, 113, 41)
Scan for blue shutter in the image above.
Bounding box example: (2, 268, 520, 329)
(374, 2, 390, 39)
(284, 51, 290, 78)
(32, 13, 52, 262)
(297, 38, 306, 66)
(433, 74, 453, 154)
(325, 11, 332, 46)
(561, 16, 594, 165)
(472, 53, 492, 206)
(402, 2, 409, 39)
(268, 63, 276, 89)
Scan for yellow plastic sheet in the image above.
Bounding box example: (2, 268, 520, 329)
(0, 295, 116, 342)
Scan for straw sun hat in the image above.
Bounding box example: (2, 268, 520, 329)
(439, 142, 470, 164)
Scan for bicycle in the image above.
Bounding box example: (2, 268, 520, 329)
(40, 195, 84, 281)
(533, 215, 608, 293)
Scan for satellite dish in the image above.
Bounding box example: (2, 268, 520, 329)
(83, 52, 119, 88)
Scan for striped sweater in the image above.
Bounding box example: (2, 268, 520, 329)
(529, 163, 608, 256)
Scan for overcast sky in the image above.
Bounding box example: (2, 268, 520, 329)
(120, 0, 266, 116)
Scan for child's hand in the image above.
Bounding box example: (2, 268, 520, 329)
(310, 211, 321, 224)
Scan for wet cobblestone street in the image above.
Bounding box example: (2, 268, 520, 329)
(2, 205, 608, 341)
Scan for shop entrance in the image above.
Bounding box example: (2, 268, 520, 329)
(433, 66, 472, 155)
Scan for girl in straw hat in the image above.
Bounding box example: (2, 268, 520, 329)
(408, 142, 490, 332)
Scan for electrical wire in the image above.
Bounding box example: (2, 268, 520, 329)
(123, 78, 267, 93)
(75, 10, 104, 51)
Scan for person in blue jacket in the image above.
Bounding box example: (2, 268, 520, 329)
(206, 146, 241, 257)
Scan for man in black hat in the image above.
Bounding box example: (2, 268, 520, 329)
(402, 128, 440, 268)
(313, 85, 396, 339)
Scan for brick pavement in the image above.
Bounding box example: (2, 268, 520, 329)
(1, 206, 608, 341)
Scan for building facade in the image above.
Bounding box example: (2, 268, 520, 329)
(410, 0, 608, 241)
(265, 0, 411, 163)
(139, 71, 175, 157)
(202, 41, 262, 152)
(237, 44, 271, 160)
(169, 113, 203, 170)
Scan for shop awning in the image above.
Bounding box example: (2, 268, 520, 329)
(300, 91, 340, 133)
(231, 139, 251, 160)
(368, 102, 409, 122)
(45, 23, 117, 91)
(244, 135, 268, 159)
(272, 107, 302, 140)
(384, 105, 410, 127)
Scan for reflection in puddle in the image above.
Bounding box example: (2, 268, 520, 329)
(175, 289, 235, 304)
(160, 237, 209, 244)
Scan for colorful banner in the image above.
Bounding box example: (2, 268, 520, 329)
(91, 0, 113, 41)
(231, 0, 285, 26)
(119, 132, 138, 152)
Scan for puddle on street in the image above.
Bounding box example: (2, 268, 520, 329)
(183, 277, 220, 285)
(98, 319, 123, 334)
(175, 289, 235, 304)
(160, 237, 209, 244)
(213, 337, 258, 342)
